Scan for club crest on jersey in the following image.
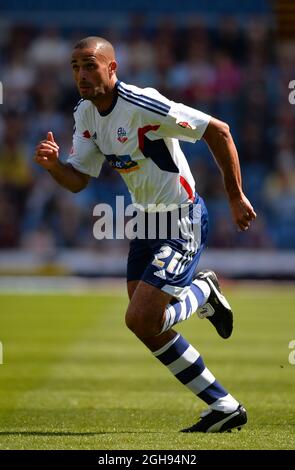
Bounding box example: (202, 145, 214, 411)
(117, 127, 128, 143)
(178, 121, 192, 129)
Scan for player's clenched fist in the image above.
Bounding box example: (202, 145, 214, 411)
(34, 131, 60, 170)
(229, 194, 257, 232)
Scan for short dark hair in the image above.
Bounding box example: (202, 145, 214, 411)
(74, 36, 114, 56)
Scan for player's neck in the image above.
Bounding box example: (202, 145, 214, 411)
(92, 80, 118, 115)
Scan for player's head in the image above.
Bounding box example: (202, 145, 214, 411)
(71, 36, 117, 100)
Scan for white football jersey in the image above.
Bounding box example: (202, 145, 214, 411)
(67, 80, 211, 211)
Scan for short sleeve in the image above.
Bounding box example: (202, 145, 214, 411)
(157, 101, 211, 142)
(163, 101, 211, 143)
(139, 88, 211, 143)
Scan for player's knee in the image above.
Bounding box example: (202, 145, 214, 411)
(125, 310, 162, 339)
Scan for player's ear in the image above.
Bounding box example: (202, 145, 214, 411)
(109, 60, 117, 76)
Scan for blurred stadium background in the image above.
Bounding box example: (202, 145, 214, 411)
(0, 0, 294, 286)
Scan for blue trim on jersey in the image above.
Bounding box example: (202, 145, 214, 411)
(141, 136, 179, 173)
(118, 82, 170, 114)
(117, 88, 170, 114)
(118, 93, 168, 116)
(73, 98, 84, 112)
(118, 88, 168, 114)
(117, 82, 170, 117)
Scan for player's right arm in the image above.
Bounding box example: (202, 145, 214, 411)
(34, 131, 89, 193)
(35, 102, 104, 192)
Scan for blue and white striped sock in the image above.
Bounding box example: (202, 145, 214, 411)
(160, 279, 210, 334)
(153, 334, 239, 412)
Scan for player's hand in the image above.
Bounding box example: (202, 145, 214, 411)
(229, 193, 257, 231)
(34, 132, 60, 170)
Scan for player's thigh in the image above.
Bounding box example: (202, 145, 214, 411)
(127, 280, 139, 300)
(127, 238, 151, 300)
(125, 280, 173, 337)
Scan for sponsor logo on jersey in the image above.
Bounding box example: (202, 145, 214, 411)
(105, 154, 139, 173)
(117, 127, 128, 143)
(178, 121, 192, 129)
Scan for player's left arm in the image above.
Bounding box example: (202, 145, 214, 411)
(202, 117, 257, 231)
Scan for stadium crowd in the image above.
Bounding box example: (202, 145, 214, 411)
(0, 16, 294, 251)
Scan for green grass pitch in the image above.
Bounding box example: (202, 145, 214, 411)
(0, 284, 294, 450)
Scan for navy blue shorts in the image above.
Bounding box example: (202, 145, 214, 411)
(127, 195, 209, 301)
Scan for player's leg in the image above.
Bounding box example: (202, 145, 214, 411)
(126, 237, 151, 302)
(126, 208, 233, 338)
(128, 274, 211, 329)
(129, 270, 233, 339)
(128, 275, 232, 339)
(125, 197, 245, 432)
(125, 198, 245, 432)
(159, 270, 233, 339)
(154, 196, 233, 338)
(125, 280, 246, 432)
(126, 279, 175, 348)
(127, 280, 139, 301)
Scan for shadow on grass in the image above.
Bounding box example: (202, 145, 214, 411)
(0, 431, 160, 436)
(0, 408, 184, 436)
